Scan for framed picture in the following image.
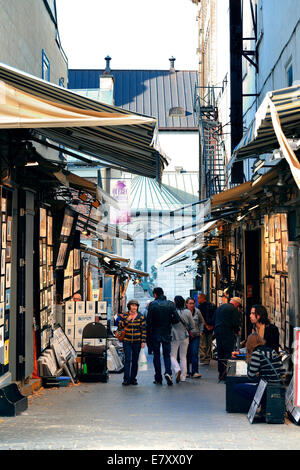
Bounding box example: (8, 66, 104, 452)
(86, 301, 95, 314)
(282, 230, 289, 251)
(42, 241, 47, 265)
(6, 216, 12, 242)
(274, 214, 281, 241)
(47, 216, 53, 245)
(280, 213, 288, 232)
(0, 302, 4, 326)
(74, 249, 80, 271)
(65, 301, 75, 314)
(5, 289, 10, 310)
(56, 242, 68, 268)
(1, 198, 6, 213)
(6, 244, 11, 262)
(0, 276, 5, 303)
(275, 288, 281, 313)
(73, 274, 80, 294)
(97, 301, 107, 314)
(47, 246, 52, 266)
(76, 301, 85, 314)
(275, 242, 282, 272)
(40, 207, 47, 238)
(1, 249, 6, 275)
(269, 216, 275, 243)
(0, 326, 3, 348)
(264, 215, 269, 238)
(5, 263, 11, 289)
(39, 240, 43, 265)
(2, 223, 6, 248)
(4, 339, 9, 365)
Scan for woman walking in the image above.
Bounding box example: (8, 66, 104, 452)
(170, 296, 195, 383)
(186, 297, 205, 378)
(117, 299, 146, 386)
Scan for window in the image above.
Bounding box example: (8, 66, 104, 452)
(42, 50, 50, 82)
(287, 64, 293, 87)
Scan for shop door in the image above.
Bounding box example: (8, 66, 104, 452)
(245, 229, 261, 335)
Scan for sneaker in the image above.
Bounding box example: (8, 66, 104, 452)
(153, 380, 162, 385)
(122, 381, 130, 386)
(164, 373, 173, 386)
(192, 373, 202, 378)
(176, 370, 181, 383)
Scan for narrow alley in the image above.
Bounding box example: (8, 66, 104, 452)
(0, 355, 299, 451)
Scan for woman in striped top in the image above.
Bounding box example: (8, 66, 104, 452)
(234, 334, 284, 409)
(118, 299, 147, 386)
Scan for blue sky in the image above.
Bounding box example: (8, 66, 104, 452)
(56, 0, 198, 70)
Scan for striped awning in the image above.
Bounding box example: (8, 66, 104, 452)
(233, 84, 300, 159)
(0, 63, 167, 180)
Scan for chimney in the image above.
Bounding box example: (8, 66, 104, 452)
(104, 55, 111, 74)
(99, 55, 114, 105)
(169, 56, 176, 72)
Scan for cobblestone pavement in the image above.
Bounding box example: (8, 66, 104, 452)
(0, 354, 299, 450)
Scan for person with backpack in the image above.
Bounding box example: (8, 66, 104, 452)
(170, 296, 195, 383)
(146, 287, 180, 386)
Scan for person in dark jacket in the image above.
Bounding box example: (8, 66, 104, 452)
(147, 287, 180, 385)
(214, 296, 242, 381)
(198, 293, 216, 365)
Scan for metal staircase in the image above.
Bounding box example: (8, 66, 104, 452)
(194, 84, 227, 198)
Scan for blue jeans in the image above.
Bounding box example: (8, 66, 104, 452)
(152, 337, 172, 382)
(123, 341, 141, 383)
(187, 336, 200, 375)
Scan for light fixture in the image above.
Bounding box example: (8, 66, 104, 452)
(25, 161, 39, 167)
(79, 193, 88, 202)
(277, 174, 284, 186)
(253, 159, 265, 173)
(237, 214, 247, 222)
(103, 256, 111, 264)
(92, 200, 100, 208)
(249, 204, 260, 212)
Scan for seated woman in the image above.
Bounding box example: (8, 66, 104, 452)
(250, 305, 280, 352)
(232, 304, 279, 358)
(234, 333, 284, 412)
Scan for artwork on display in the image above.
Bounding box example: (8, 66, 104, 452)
(270, 243, 276, 275)
(2, 223, 6, 248)
(275, 241, 282, 272)
(5, 263, 11, 289)
(274, 214, 281, 240)
(63, 277, 72, 300)
(0, 302, 4, 325)
(4, 339, 9, 365)
(6, 216, 12, 242)
(0, 326, 3, 348)
(269, 216, 275, 243)
(73, 274, 80, 294)
(74, 249, 80, 271)
(86, 301, 95, 313)
(61, 213, 74, 237)
(76, 301, 85, 314)
(0, 276, 5, 303)
(65, 301, 75, 314)
(1, 197, 6, 213)
(1, 250, 5, 275)
(264, 215, 269, 238)
(5, 244, 11, 262)
(47, 216, 53, 245)
(275, 288, 281, 315)
(56, 242, 68, 269)
(40, 207, 47, 238)
(280, 213, 288, 232)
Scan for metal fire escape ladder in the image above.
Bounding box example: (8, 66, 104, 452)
(194, 84, 227, 199)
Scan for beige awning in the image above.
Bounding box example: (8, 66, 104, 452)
(0, 63, 167, 180)
(0, 80, 154, 129)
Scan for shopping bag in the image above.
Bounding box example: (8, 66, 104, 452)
(138, 348, 148, 371)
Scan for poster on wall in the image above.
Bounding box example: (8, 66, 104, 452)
(110, 179, 131, 224)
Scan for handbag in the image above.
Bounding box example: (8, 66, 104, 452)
(115, 328, 127, 342)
